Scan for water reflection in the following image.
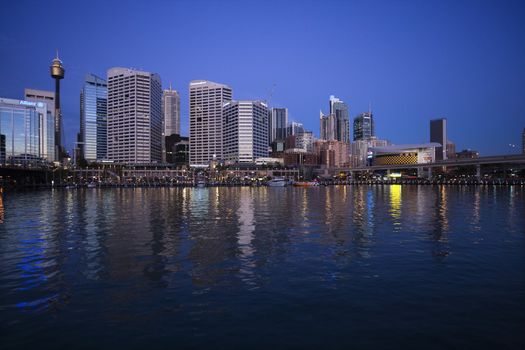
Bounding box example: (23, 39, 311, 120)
(389, 185, 402, 230)
(237, 188, 256, 285)
(0, 193, 4, 224)
(0, 186, 524, 348)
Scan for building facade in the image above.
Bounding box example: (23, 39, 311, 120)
(296, 131, 314, 153)
(353, 112, 374, 141)
(269, 107, 288, 144)
(163, 86, 180, 137)
(369, 143, 439, 166)
(320, 111, 335, 140)
(314, 140, 349, 168)
(189, 80, 232, 167)
(349, 137, 389, 168)
(320, 96, 349, 142)
(430, 118, 447, 161)
(24, 89, 56, 163)
(455, 149, 479, 159)
(107, 67, 162, 164)
(165, 134, 189, 166)
(287, 121, 304, 136)
(330, 95, 350, 143)
(80, 74, 107, 162)
(0, 98, 54, 164)
(223, 100, 269, 163)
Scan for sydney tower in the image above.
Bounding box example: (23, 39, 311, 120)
(50, 53, 65, 160)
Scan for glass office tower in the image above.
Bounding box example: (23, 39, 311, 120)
(353, 112, 374, 141)
(80, 74, 107, 162)
(269, 108, 288, 144)
(0, 97, 54, 165)
(329, 95, 350, 143)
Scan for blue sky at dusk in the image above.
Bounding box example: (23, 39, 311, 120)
(1, 0, 524, 155)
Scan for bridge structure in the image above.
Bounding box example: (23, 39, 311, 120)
(334, 154, 525, 179)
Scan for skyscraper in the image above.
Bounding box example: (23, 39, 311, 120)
(50, 53, 65, 160)
(269, 108, 288, 144)
(163, 85, 180, 137)
(80, 74, 107, 162)
(430, 118, 447, 161)
(107, 67, 162, 164)
(320, 95, 349, 143)
(353, 112, 374, 141)
(330, 95, 350, 143)
(223, 100, 269, 163)
(189, 80, 232, 167)
(24, 89, 56, 162)
(320, 111, 335, 140)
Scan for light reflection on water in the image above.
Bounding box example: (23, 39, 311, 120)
(0, 186, 524, 348)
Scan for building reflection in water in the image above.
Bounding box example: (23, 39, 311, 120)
(237, 188, 256, 285)
(0, 192, 4, 224)
(389, 185, 402, 230)
(470, 188, 481, 232)
(346, 186, 376, 260)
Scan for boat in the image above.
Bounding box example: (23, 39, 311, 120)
(267, 178, 288, 187)
(292, 181, 319, 187)
(196, 180, 206, 188)
(87, 182, 97, 188)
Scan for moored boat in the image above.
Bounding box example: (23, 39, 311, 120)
(292, 181, 319, 187)
(267, 178, 287, 187)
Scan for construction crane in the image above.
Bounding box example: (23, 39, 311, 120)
(266, 83, 276, 107)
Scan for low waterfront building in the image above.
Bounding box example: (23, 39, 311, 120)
(455, 149, 479, 159)
(369, 143, 439, 166)
(254, 157, 284, 166)
(0, 97, 55, 165)
(283, 149, 319, 167)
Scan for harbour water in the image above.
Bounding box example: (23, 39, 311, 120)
(1, 186, 524, 348)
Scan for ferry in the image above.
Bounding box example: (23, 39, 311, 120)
(267, 178, 287, 187)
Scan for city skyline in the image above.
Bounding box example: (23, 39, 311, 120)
(0, 0, 524, 156)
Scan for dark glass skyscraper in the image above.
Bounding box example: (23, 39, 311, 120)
(430, 118, 447, 161)
(80, 74, 107, 162)
(269, 108, 288, 144)
(353, 112, 374, 141)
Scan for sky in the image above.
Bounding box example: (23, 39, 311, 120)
(1, 0, 524, 155)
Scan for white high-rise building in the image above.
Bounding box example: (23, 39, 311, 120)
(223, 100, 269, 164)
(107, 67, 162, 164)
(163, 86, 180, 136)
(189, 80, 232, 167)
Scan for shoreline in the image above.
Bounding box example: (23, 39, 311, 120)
(1, 179, 524, 192)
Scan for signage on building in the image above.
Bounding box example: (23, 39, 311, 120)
(19, 100, 37, 107)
